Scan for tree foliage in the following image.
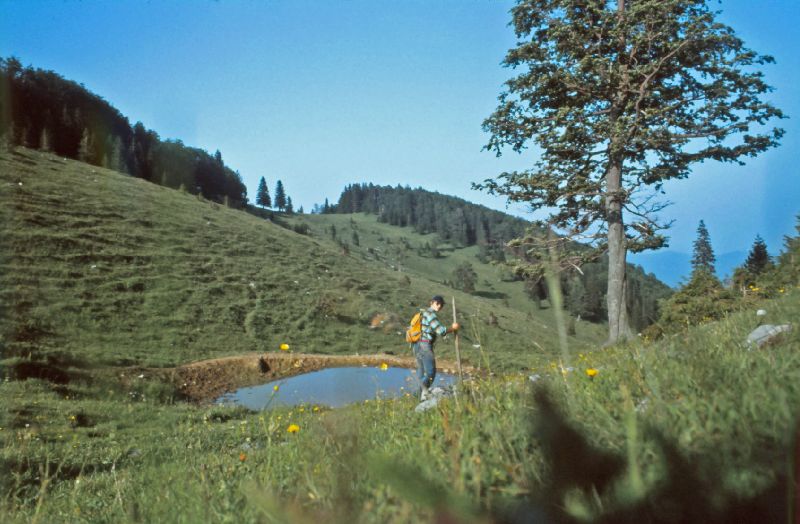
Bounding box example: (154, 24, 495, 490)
(654, 269, 738, 335)
(452, 262, 478, 294)
(274, 180, 287, 211)
(256, 177, 271, 208)
(0, 57, 247, 206)
(477, 0, 784, 342)
(691, 220, 716, 275)
(744, 235, 772, 276)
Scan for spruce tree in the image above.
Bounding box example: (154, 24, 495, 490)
(256, 177, 271, 208)
(745, 235, 772, 276)
(478, 0, 784, 343)
(274, 180, 287, 211)
(286, 196, 294, 214)
(691, 220, 716, 275)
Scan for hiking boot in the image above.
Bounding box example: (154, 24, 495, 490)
(420, 388, 431, 402)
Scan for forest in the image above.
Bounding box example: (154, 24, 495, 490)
(0, 57, 247, 207)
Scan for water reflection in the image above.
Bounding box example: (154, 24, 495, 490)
(216, 366, 456, 409)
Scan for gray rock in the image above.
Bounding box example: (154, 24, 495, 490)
(415, 385, 455, 413)
(746, 324, 792, 348)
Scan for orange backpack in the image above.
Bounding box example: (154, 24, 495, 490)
(405, 310, 424, 343)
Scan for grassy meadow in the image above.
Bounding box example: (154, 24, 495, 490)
(0, 147, 604, 374)
(2, 288, 798, 522)
(1, 147, 799, 522)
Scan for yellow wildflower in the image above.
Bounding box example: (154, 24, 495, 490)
(585, 368, 599, 378)
(287, 424, 300, 434)
(280, 343, 290, 351)
(379, 363, 389, 371)
(273, 384, 280, 392)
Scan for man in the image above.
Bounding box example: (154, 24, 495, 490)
(414, 295, 459, 401)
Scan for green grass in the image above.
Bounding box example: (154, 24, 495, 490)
(0, 146, 605, 374)
(1, 289, 798, 522)
(2, 146, 798, 522)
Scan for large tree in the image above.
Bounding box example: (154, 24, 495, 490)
(479, 0, 784, 343)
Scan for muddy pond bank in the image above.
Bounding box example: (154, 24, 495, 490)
(167, 352, 474, 403)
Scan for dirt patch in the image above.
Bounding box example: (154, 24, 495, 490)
(166, 352, 475, 403)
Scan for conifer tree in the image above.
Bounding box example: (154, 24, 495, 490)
(478, 0, 784, 343)
(256, 177, 271, 208)
(274, 180, 287, 211)
(286, 196, 294, 214)
(745, 235, 772, 276)
(691, 220, 716, 275)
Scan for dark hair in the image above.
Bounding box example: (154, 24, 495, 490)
(431, 295, 445, 307)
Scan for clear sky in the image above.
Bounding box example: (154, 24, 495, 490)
(2, 0, 798, 279)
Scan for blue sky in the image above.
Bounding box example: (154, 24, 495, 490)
(2, 0, 798, 284)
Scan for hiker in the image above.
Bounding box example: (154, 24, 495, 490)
(414, 295, 459, 401)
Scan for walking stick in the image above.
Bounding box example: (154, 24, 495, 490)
(452, 296, 463, 383)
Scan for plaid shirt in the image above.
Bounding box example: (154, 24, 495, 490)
(421, 307, 448, 343)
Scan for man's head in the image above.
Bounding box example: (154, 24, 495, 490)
(430, 295, 445, 311)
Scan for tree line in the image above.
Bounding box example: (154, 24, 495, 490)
(332, 183, 530, 247)
(0, 57, 247, 207)
(650, 216, 800, 337)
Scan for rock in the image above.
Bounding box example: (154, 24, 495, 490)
(415, 385, 455, 413)
(746, 324, 792, 348)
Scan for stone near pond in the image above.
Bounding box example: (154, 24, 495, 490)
(746, 324, 792, 348)
(415, 385, 455, 413)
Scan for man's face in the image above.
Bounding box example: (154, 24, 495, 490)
(431, 301, 443, 312)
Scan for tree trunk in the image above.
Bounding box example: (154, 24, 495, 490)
(605, 0, 633, 345)
(605, 159, 633, 344)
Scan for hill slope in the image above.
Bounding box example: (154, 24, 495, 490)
(0, 147, 606, 373)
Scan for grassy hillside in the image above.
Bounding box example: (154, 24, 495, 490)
(284, 212, 540, 312)
(0, 147, 606, 375)
(1, 147, 798, 522)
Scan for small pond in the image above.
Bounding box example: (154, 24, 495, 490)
(216, 366, 456, 410)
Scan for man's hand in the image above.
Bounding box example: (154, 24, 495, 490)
(451, 322, 460, 332)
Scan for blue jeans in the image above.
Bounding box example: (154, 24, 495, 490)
(413, 341, 436, 390)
